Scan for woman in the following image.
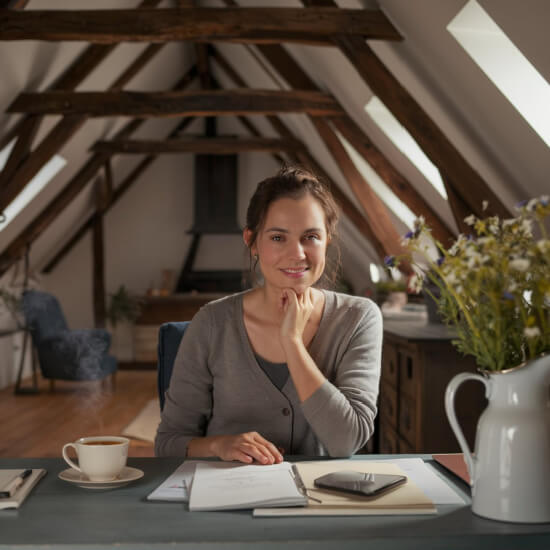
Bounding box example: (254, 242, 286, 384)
(155, 166, 382, 463)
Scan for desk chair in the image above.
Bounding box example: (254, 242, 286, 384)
(157, 321, 190, 411)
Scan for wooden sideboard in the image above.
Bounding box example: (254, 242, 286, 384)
(378, 320, 486, 454)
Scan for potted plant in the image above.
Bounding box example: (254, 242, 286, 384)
(107, 286, 143, 362)
(374, 279, 407, 307)
(385, 197, 550, 523)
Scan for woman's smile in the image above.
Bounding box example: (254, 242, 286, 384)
(281, 266, 310, 278)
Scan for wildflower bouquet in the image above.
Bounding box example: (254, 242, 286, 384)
(386, 196, 550, 372)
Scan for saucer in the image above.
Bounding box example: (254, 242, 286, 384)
(58, 466, 144, 489)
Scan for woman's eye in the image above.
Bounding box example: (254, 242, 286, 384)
(305, 234, 320, 241)
(271, 235, 282, 242)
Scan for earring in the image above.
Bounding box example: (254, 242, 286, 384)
(253, 254, 259, 260)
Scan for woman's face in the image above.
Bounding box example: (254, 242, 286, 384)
(248, 194, 329, 295)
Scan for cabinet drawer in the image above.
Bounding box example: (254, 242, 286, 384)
(379, 381, 398, 427)
(382, 344, 398, 388)
(398, 394, 417, 448)
(399, 349, 421, 399)
(379, 416, 399, 454)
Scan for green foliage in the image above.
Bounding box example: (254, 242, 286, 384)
(107, 285, 142, 327)
(389, 196, 550, 371)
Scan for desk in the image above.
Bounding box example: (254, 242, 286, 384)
(1, 456, 549, 549)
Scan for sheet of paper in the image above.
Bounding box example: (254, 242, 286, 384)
(378, 458, 466, 504)
(146, 461, 197, 502)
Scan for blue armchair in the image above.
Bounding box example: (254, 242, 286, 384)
(157, 321, 190, 411)
(21, 290, 117, 391)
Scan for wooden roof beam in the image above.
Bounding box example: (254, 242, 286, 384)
(329, 115, 455, 246)
(0, 42, 166, 214)
(0, 8, 402, 44)
(0, 0, 161, 178)
(246, 41, 454, 247)
(43, 116, 196, 275)
(312, 118, 411, 273)
(7, 89, 343, 118)
(0, 66, 198, 277)
(211, 45, 391, 265)
(91, 137, 305, 155)
(335, 34, 510, 221)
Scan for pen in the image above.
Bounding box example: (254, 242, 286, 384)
(0, 469, 33, 498)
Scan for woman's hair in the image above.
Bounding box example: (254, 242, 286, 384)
(245, 165, 341, 288)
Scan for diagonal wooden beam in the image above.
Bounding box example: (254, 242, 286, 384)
(334, 35, 511, 221)
(90, 137, 306, 155)
(7, 89, 343, 118)
(42, 117, 195, 274)
(0, 67, 198, 278)
(0, 42, 167, 214)
(329, 116, 455, 245)
(0, 8, 402, 44)
(248, 41, 454, 246)
(312, 117, 410, 271)
(0, 0, 162, 188)
(211, 44, 388, 263)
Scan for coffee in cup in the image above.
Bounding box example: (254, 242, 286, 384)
(62, 436, 129, 481)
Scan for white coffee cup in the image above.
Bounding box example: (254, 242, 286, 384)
(62, 436, 129, 481)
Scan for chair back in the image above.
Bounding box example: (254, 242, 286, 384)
(157, 321, 190, 410)
(21, 290, 69, 344)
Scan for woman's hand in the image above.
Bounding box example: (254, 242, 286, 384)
(279, 287, 314, 347)
(209, 432, 284, 464)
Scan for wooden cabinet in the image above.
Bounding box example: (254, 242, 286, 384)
(378, 320, 486, 454)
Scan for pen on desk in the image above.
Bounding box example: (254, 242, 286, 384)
(0, 469, 33, 498)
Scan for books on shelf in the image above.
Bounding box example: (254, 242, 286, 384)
(0, 469, 47, 510)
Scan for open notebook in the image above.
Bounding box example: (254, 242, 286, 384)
(189, 461, 307, 511)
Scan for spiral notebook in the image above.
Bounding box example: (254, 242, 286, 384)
(0, 469, 47, 510)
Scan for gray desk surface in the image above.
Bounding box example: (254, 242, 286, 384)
(1, 455, 549, 550)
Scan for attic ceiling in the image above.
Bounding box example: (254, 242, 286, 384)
(0, 0, 549, 317)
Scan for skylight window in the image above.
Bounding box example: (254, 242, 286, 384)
(448, 0, 550, 148)
(0, 139, 67, 231)
(336, 130, 416, 230)
(364, 97, 447, 200)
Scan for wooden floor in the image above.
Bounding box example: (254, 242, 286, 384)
(0, 370, 157, 458)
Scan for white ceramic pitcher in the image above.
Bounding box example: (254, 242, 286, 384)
(445, 353, 550, 523)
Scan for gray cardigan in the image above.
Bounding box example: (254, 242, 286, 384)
(155, 290, 382, 458)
